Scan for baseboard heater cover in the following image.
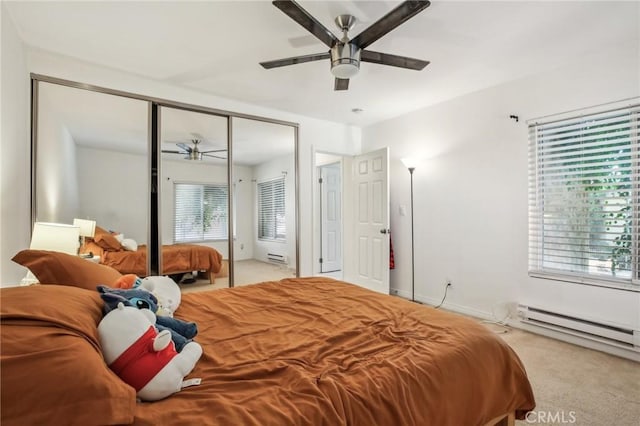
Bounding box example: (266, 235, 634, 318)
(517, 305, 638, 349)
(267, 253, 287, 264)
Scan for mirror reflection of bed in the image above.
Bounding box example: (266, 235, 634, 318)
(33, 78, 298, 289)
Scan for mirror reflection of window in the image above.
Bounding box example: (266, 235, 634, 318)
(258, 176, 286, 241)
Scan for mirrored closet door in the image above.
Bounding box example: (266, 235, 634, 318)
(231, 118, 297, 285)
(32, 76, 299, 287)
(34, 81, 150, 274)
(159, 106, 229, 285)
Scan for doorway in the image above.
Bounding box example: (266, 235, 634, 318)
(314, 152, 344, 278)
(319, 161, 342, 273)
(313, 148, 390, 294)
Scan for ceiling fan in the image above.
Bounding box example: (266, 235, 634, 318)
(162, 139, 227, 161)
(260, 0, 431, 91)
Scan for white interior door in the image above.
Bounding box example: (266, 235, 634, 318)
(353, 148, 389, 294)
(320, 163, 342, 272)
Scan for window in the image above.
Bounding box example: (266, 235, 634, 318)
(174, 183, 227, 242)
(528, 101, 639, 287)
(258, 177, 286, 241)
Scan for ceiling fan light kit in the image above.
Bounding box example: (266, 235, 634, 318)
(330, 43, 360, 79)
(261, 0, 431, 91)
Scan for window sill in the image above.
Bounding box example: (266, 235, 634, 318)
(529, 271, 640, 293)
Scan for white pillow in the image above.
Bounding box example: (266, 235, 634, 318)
(121, 238, 138, 251)
(114, 233, 125, 244)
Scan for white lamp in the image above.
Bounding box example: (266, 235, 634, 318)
(30, 222, 81, 255)
(20, 222, 81, 285)
(401, 158, 418, 303)
(73, 218, 96, 247)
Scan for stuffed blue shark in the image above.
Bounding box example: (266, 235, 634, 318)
(97, 285, 197, 352)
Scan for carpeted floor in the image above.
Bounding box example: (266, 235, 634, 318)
(179, 258, 295, 293)
(497, 326, 640, 425)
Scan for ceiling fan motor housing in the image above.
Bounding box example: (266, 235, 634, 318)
(330, 43, 360, 79)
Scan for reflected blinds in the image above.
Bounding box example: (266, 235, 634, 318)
(174, 183, 228, 242)
(528, 102, 640, 285)
(258, 177, 286, 241)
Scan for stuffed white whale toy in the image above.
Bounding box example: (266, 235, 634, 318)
(98, 302, 202, 401)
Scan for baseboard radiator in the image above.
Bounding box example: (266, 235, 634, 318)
(267, 253, 287, 265)
(518, 305, 639, 351)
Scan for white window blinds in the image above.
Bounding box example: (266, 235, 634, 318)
(528, 102, 640, 287)
(174, 183, 228, 242)
(258, 177, 286, 241)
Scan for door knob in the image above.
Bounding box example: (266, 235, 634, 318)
(379, 228, 390, 234)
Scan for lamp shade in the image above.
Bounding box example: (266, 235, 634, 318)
(73, 218, 96, 238)
(30, 222, 80, 255)
(401, 158, 419, 170)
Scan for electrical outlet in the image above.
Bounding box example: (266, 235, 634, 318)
(391, 289, 399, 295)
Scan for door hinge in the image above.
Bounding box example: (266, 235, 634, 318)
(318, 177, 323, 184)
(319, 258, 323, 263)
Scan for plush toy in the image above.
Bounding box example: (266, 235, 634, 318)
(138, 276, 182, 317)
(98, 286, 197, 352)
(98, 302, 202, 401)
(112, 274, 142, 289)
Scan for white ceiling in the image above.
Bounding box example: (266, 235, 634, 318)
(6, 1, 639, 127)
(39, 81, 295, 166)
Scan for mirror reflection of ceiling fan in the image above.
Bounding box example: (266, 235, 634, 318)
(162, 137, 227, 161)
(260, 0, 431, 91)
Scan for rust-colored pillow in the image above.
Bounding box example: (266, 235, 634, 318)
(94, 232, 122, 251)
(93, 225, 110, 237)
(80, 240, 105, 258)
(0, 285, 135, 425)
(12, 249, 122, 291)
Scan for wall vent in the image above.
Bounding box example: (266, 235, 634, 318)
(518, 305, 638, 350)
(267, 253, 287, 264)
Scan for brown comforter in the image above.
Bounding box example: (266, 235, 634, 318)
(98, 244, 222, 277)
(133, 277, 535, 425)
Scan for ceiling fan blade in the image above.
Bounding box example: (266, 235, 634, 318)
(203, 153, 227, 160)
(350, 1, 431, 50)
(273, 0, 339, 48)
(260, 52, 330, 69)
(334, 78, 349, 91)
(161, 150, 182, 154)
(176, 142, 192, 152)
(361, 50, 429, 70)
(200, 149, 227, 154)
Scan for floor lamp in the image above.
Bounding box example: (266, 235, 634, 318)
(401, 158, 419, 303)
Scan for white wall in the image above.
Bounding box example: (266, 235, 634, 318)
(36, 96, 79, 224)
(232, 167, 255, 262)
(77, 146, 147, 242)
(0, 4, 30, 285)
(0, 44, 360, 285)
(361, 44, 640, 331)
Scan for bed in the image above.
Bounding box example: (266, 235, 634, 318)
(1, 253, 535, 426)
(80, 226, 223, 283)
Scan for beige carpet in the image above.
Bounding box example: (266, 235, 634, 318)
(179, 276, 640, 425)
(497, 326, 640, 425)
(179, 259, 295, 293)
